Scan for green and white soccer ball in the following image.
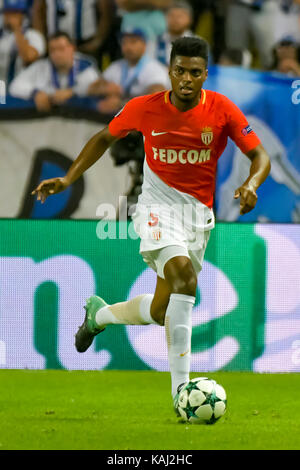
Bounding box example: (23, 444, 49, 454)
(177, 377, 227, 424)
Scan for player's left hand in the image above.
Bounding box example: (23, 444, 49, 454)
(31, 177, 69, 203)
(234, 183, 258, 215)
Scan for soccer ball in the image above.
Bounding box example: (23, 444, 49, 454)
(177, 377, 227, 424)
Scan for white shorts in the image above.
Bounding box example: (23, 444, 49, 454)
(132, 203, 211, 278)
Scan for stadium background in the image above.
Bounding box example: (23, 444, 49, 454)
(1, 65, 300, 374)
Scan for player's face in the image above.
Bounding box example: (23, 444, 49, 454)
(169, 56, 208, 103)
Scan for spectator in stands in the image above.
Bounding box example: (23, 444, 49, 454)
(225, 0, 278, 69)
(88, 28, 169, 114)
(9, 31, 99, 111)
(32, 0, 115, 60)
(116, 0, 172, 57)
(156, 1, 195, 66)
(0, 0, 46, 84)
(218, 48, 252, 68)
(271, 36, 300, 76)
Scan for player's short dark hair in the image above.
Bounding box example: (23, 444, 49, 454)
(170, 37, 209, 66)
(48, 31, 74, 44)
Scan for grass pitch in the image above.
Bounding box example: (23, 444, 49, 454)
(0, 370, 299, 450)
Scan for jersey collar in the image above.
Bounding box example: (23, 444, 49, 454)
(164, 89, 206, 112)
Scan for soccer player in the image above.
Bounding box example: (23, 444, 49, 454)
(32, 37, 271, 413)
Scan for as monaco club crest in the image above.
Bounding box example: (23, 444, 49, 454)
(152, 229, 161, 241)
(201, 127, 213, 145)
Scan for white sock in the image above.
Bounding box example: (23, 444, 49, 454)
(165, 293, 195, 398)
(95, 294, 158, 327)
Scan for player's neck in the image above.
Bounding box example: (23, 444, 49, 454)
(170, 90, 202, 112)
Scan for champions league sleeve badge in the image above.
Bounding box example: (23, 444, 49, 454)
(241, 125, 253, 136)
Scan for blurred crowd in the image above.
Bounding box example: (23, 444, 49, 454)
(0, 0, 300, 115)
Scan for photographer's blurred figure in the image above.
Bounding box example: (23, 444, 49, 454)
(156, 0, 195, 66)
(9, 31, 99, 110)
(88, 28, 169, 115)
(0, 0, 46, 84)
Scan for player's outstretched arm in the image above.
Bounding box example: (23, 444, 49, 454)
(32, 126, 117, 203)
(234, 143, 271, 215)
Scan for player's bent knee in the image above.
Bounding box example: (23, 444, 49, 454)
(164, 257, 197, 296)
(169, 274, 197, 296)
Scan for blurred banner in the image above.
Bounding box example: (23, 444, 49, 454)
(0, 66, 299, 221)
(0, 220, 299, 372)
(0, 110, 128, 219)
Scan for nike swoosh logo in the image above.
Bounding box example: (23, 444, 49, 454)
(151, 131, 168, 136)
(180, 350, 189, 357)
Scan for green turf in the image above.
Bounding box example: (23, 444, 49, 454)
(0, 370, 299, 450)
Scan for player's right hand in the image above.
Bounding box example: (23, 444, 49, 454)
(31, 177, 69, 203)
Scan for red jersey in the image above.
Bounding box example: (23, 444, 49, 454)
(109, 90, 260, 208)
